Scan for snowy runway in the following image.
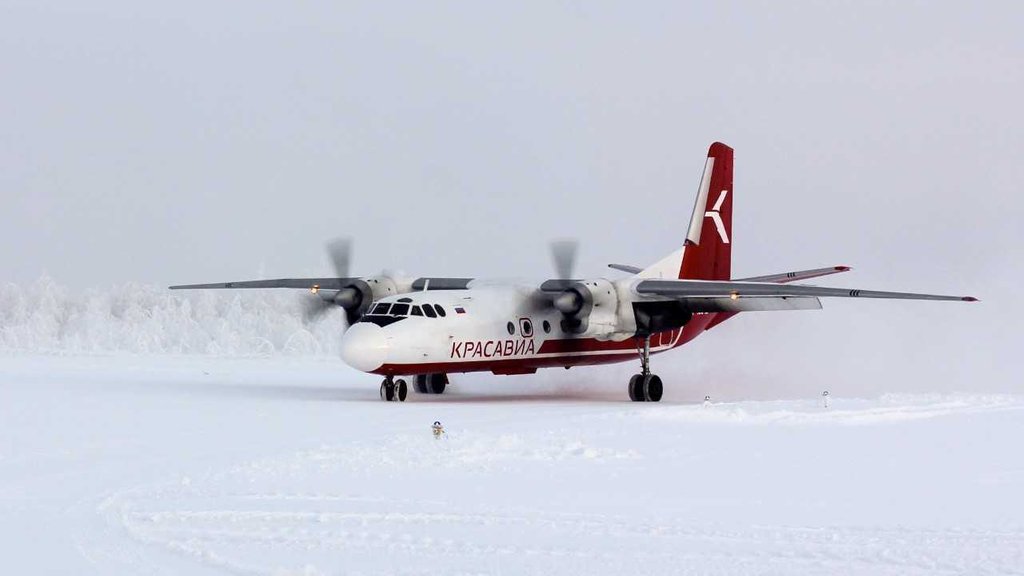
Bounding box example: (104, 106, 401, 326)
(1, 356, 1021, 575)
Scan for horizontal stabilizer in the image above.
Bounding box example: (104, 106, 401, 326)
(736, 266, 852, 284)
(608, 263, 643, 274)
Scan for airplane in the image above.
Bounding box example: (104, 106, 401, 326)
(170, 142, 977, 402)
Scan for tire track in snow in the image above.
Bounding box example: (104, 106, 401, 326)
(110, 493, 1024, 576)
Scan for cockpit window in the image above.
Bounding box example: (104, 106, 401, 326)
(390, 303, 410, 316)
(411, 305, 423, 316)
(435, 305, 447, 317)
(371, 303, 391, 315)
(359, 315, 404, 327)
(422, 304, 437, 318)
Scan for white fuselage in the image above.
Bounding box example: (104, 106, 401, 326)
(339, 282, 695, 377)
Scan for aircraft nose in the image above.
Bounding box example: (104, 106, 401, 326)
(339, 323, 389, 372)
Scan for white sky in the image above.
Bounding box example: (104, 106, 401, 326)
(1, 1, 1020, 393)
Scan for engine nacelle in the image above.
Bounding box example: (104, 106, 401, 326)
(553, 279, 621, 339)
(324, 275, 406, 324)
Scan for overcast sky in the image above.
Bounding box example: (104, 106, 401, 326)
(2, 1, 1020, 394)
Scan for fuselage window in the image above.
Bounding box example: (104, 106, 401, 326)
(422, 304, 437, 318)
(390, 303, 410, 316)
(542, 320, 551, 333)
(435, 305, 447, 317)
(521, 318, 533, 337)
(372, 303, 391, 315)
(506, 321, 515, 335)
(411, 305, 423, 316)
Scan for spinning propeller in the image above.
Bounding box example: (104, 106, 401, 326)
(549, 239, 578, 281)
(548, 239, 586, 317)
(303, 238, 365, 325)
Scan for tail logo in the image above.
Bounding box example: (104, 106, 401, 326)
(705, 189, 730, 244)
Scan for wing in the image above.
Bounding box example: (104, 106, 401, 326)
(170, 277, 475, 291)
(170, 278, 356, 290)
(605, 264, 852, 282)
(635, 279, 978, 303)
(735, 265, 852, 284)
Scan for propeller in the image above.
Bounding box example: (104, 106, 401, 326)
(545, 239, 590, 331)
(553, 289, 584, 315)
(303, 238, 357, 325)
(531, 239, 586, 323)
(302, 292, 342, 324)
(550, 239, 578, 280)
(326, 237, 352, 277)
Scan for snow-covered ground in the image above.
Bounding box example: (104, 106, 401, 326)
(1, 355, 1021, 575)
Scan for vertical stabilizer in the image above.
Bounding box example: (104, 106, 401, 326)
(640, 142, 734, 280)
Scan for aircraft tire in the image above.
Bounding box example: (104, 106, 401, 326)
(428, 373, 448, 395)
(628, 374, 644, 401)
(413, 375, 429, 394)
(380, 380, 395, 402)
(396, 379, 408, 402)
(643, 374, 663, 402)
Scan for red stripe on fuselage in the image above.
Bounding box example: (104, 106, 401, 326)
(372, 312, 727, 377)
(374, 352, 638, 377)
(536, 337, 639, 354)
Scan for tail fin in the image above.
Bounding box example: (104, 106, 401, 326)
(639, 142, 733, 280)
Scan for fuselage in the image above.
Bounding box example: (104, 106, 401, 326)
(338, 282, 724, 377)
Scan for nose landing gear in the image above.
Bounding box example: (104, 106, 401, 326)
(628, 335, 663, 402)
(379, 376, 408, 402)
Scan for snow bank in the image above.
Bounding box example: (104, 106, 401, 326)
(0, 278, 342, 356)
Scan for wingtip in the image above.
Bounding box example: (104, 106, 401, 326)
(835, 266, 852, 272)
(962, 296, 979, 302)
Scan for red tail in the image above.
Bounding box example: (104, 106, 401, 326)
(679, 142, 733, 280)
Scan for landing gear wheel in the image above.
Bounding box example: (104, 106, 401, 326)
(642, 374, 663, 402)
(412, 374, 449, 395)
(379, 378, 395, 402)
(627, 334, 663, 402)
(395, 379, 408, 402)
(628, 374, 644, 402)
(428, 373, 448, 395)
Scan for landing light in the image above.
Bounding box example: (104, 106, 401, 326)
(730, 291, 739, 300)
(310, 284, 320, 294)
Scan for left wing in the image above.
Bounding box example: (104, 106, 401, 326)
(170, 277, 475, 291)
(635, 279, 978, 302)
(170, 278, 355, 291)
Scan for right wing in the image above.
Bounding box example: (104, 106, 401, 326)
(607, 264, 850, 282)
(635, 279, 978, 303)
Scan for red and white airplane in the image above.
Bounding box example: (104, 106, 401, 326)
(172, 142, 976, 402)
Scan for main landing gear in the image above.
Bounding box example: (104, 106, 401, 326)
(413, 373, 448, 395)
(379, 373, 449, 401)
(379, 376, 408, 402)
(628, 335, 663, 402)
